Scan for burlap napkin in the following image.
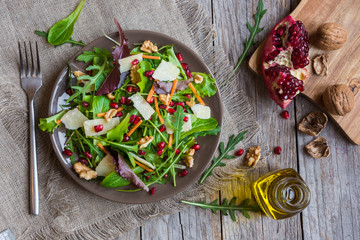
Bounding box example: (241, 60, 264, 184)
(0, 0, 268, 239)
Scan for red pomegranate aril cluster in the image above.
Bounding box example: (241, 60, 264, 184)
(132, 59, 139, 65)
(157, 149, 163, 156)
(192, 144, 200, 151)
(134, 116, 141, 125)
(181, 63, 189, 70)
(176, 102, 185, 107)
(176, 52, 183, 62)
(110, 102, 119, 109)
(62, 149, 73, 157)
(115, 111, 123, 117)
(120, 96, 126, 105)
(122, 134, 130, 142)
(274, 146, 282, 155)
(94, 124, 103, 132)
(167, 108, 176, 114)
(179, 170, 188, 177)
(281, 110, 290, 119)
(183, 116, 188, 122)
(79, 157, 88, 165)
(150, 187, 156, 195)
(185, 69, 192, 78)
(157, 142, 165, 150)
(82, 101, 89, 108)
(159, 104, 167, 110)
(144, 70, 154, 77)
(288, 21, 309, 69)
(126, 86, 133, 93)
(235, 149, 244, 156)
(84, 151, 92, 159)
(159, 125, 166, 132)
(169, 101, 175, 107)
(138, 150, 146, 156)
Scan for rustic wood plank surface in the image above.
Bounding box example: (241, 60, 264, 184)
(120, 0, 360, 239)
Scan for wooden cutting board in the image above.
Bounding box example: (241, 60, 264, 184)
(249, 0, 360, 145)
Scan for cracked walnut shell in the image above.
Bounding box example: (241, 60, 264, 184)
(322, 84, 354, 116)
(304, 136, 330, 159)
(74, 162, 98, 180)
(312, 54, 328, 76)
(298, 112, 328, 137)
(245, 146, 261, 167)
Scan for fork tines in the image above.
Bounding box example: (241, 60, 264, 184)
(18, 41, 41, 77)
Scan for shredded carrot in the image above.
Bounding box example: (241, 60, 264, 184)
(154, 97, 164, 124)
(127, 120, 143, 136)
(168, 134, 173, 148)
(97, 143, 109, 155)
(142, 55, 161, 60)
(147, 84, 155, 102)
(188, 83, 205, 106)
(56, 119, 62, 124)
(134, 160, 154, 172)
(166, 79, 178, 106)
(96, 107, 123, 118)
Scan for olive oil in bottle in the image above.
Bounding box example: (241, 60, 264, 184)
(252, 168, 310, 220)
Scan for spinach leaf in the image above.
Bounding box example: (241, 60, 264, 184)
(34, 30, 85, 46)
(92, 95, 110, 118)
(180, 117, 218, 139)
(136, 61, 153, 92)
(47, 0, 86, 45)
(107, 113, 130, 142)
(38, 110, 67, 133)
(101, 167, 144, 188)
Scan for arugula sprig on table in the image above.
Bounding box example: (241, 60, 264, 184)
(200, 131, 247, 184)
(223, 0, 267, 86)
(181, 197, 261, 221)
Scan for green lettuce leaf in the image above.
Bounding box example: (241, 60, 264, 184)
(136, 61, 153, 92)
(38, 110, 67, 133)
(92, 95, 111, 119)
(180, 117, 219, 139)
(101, 167, 144, 188)
(107, 113, 130, 142)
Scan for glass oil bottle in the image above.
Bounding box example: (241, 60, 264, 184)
(252, 168, 310, 220)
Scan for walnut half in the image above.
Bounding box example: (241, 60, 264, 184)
(137, 136, 154, 149)
(140, 40, 158, 53)
(298, 112, 328, 136)
(183, 149, 195, 168)
(304, 137, 330, 159)
(74, 162, 97, 180)
(245, 146, 261, 167)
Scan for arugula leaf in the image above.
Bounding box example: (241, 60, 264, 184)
(136, 61, 153, 92)
(76, 47, 112, 63)
(173, 106, 186, 147)
(200, 131, 247, 184)
(181, 197, 261, 221)
(38, 110, 67, 133)
(101, 167, 144, 188)
(107, 113, 130, 142)
(47, 0, 86, 45)
(34, 30, 85, 46)
(180, 117, 219, 139)
(224, 0, 266, 85)
(96, 138, 138, 152)
(92, 96, 111, 119)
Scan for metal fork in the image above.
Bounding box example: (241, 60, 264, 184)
(18, 42, 42, 215)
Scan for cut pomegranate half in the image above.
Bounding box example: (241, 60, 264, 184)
(261, 16, 310, 109)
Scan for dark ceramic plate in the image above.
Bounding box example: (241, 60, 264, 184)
(48, 30, 223, 204)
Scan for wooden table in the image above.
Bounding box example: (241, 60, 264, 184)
(120, 0, 360, 239)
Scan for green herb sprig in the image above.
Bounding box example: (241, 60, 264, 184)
(223, 0, 267, 86)
(200, 131, 247, 184)
(34, 30, 85, 47)
(181, 197, 261, 221)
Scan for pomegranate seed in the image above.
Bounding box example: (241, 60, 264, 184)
(62, 149, 73, 157)
(149, 76, 154, 81)
(167, 108, 176, 114)
(132, 59, 139, 65)
(110, 102, 119, 109)
(176, 102, 185, 107)
(235, 149, 244, 156)
(147, 97, 154, 104)
(159, 104, 167, 110)
(120, 96, 126, 105)
(145, 175, 150, 180)
(126, 98, 132, 105)
(84, 151, 92, 159)
(88, 70, 93, 76)
(133, 116, 141, 125)
(192, 144, 200, 151)
(274, 146, 282, 155)
(181, 63, 189, 70)
(157, 142, 165, 150)
(79, 157, 88, 165)
(159, 125, 166, 132)
(186, 94, 191, 99)
(138, 150, 146, 156)
(163, 174, 168, 178)
(179, 170, 188, 177)
(127, 86, 133, 93)
(122, 134, 130, 142)
(186, 69, 192, 78)
(169, 101, 175, 107)
(281, 110, 290, 119)
(176, 52, 183, 62)
(183, 116, 188, 122)
(130, 115, 136, 124)
(94, 124, 103, 132)
(81, 101, 89, 108)
(144, 70, 154, 77)
(150, 187, 156, 195)
(183, 107, 187, 113)
(149, 116, 152, 120)
(175, 149, 180, 154)
(157, 149, 163, 156)
(115, 111, 123, 117)
(133, 86, 140, 93)
(65, 88, 73, 95)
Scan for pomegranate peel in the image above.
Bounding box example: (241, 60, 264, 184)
(261, 15, 310, 109)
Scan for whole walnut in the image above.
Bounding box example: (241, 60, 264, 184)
(316, 23, 347, 50)
(322, 84, 354, 116)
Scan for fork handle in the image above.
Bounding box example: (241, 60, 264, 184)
(29, 98, 39, 215)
